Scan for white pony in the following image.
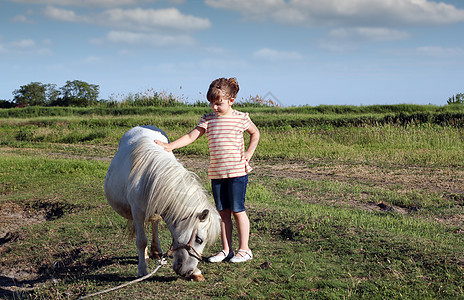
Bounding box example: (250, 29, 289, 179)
(105, 126, 220, 279)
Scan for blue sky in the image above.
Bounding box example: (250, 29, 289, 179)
(1, 0, 464, 106)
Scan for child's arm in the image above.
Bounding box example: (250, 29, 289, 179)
(245, 123, 260, 161)
(155, 126, 205, 152)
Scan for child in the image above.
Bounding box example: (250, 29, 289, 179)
(154, 77, 260, 263)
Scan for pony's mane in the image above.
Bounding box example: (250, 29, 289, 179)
(129, 136, 220, 244)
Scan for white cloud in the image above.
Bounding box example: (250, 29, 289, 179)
(100, 30, 195, 47)
(11, 0, 157, 7)
(329, 27, 410, 42)
(11, 15, 34, 24)
(42, 38, 53, 46)
(317, 40, 358, 53)
(416, 46, 464, 56)
(206, 0, 284, 22)
(0, 38, 52, 55)
(10, 39, 36, 48)
(205, 0, 464, 26)
(253, 48, 303, 61)
(100, 8, 211, 32)
(203, 46, 230, 55)
(384, 46, 464, 57)
(42, 6, 211, 32)
(41, 6, 210, 48)
(44, 5, 88, 22)
(319, 27, 411, 53)
(81, 56, 103, 64)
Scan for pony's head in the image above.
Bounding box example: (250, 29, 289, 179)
(168, 208, 220, 278)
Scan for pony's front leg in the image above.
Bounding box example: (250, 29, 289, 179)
(133, 212, 148, 277)
(150, 215, 163, 260)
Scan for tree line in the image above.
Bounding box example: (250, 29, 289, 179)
(0, 80, 99, 108)
(1, 80, 463, 109)
(447, 93, 464, 105)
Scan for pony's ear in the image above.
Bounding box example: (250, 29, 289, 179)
(198, 209, 209, 222)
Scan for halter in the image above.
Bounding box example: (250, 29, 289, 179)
(165, 227, 202, 261)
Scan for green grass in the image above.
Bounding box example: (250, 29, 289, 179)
(1, 155, 462, 298)
(1, 103, 463, 119)
(1, 114, 463, 166)
(1, 106, 463, 299)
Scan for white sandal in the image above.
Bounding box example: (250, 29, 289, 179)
(208, 250, 234, 263)
(229, 249, 252, 263)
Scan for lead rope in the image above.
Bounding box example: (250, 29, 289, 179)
(78, 258, 167, 300)
(78, 228, 200, 299)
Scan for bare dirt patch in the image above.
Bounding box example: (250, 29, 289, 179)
(0, 199, 80, 297)
(253, 160, 464, 196)
(0, 202, 46, 239)
(1, 199, 76, 240)
(177, 155, 464, 196)
(0, 203, 47, 296)
(177, 156, 464, 227)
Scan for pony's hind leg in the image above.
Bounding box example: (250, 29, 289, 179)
(132, 211, 149, 277)
(150, 214, 163, 260)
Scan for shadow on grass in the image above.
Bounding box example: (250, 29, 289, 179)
(0, 255, 177, 299)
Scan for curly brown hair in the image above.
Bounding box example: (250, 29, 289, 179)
(206, 77, 239, 102)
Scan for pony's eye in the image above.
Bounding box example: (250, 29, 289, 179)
(195, 236, 203, 244)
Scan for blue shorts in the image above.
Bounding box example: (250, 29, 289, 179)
(211, 175, 248, 213)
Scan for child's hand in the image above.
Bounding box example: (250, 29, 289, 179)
(245, 151, 253, 162)
(154, 140, 173, 152)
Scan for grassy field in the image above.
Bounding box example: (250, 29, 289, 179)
(0, 105, 463, 299)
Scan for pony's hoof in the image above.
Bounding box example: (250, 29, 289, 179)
(191, 273, 205, 281)
(138, 270, 148, 278)
(151, 252, 163, 260)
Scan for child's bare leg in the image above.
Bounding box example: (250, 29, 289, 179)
(233, 211, 250, 251)
(219, 209, 233, 253)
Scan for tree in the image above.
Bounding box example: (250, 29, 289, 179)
(11, 80, 100, 107)
(12, 82, 61, 107)
(13, 82, 47, 106)
(0, 100, 16, 108)
(45, 84, 60, 105)
(60, 80, 99, 107)
(447, 93, 464, 105)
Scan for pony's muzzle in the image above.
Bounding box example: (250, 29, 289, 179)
(173, 261, 194, 278)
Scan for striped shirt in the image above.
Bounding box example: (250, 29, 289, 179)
(197, 110, 253, 179)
